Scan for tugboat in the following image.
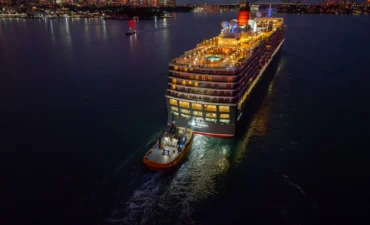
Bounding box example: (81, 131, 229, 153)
(126, 28, 137, 35)
(143, 122, 194, 171)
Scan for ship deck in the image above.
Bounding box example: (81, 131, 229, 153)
(173, 46, 239, 70)
(145, 128, 192, 165)
(146, 144, 180, 164)
(170, 17, 283, 71)
(172, 44, 255, 71)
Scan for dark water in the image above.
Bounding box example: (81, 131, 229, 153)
(2, 12, 370, 225)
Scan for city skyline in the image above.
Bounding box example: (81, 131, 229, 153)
(2, 0, 368, 4)
(175, 0, 367, 4)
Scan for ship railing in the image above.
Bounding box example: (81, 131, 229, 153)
(170, 62, 190, 67)
(167, 90, 238, 104)
(169, 60, 256, 75)
(168, 81, 237, 91)
(221, 32, 243, 38)
(192, 65, 237, 70)
(168, 85, 235, 97)
(184, 49, 198, 56)
(169, 66, 237, 75)
(168, 78, 236, 89)
(169, 73, 240, 83)
(169, 49, 255, 75)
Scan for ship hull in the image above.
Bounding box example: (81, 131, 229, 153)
(166, 40, 284, 138)
(167, 117, 235, 138)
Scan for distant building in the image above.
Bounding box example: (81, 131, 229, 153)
(167, 0, 175, 6)
(106, 0, 121, 5)
(147, 0, 158, 6)
(158, 0, 175, 5)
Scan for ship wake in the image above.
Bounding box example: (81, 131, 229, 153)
(107, 135, 232, 225)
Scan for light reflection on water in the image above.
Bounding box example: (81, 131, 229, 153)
(64, 18, 72, 47)
(50, 20, 56, 48)
(3, 13, 366, 225)
(1, 16, 284, 223)
(108, 135, 232, 225)
(107, 58, 287, 225)
(233, 58, 285, 165)
(102, 20, 107, 40)
(84, 20, 90, 42)
(129, 34, 138, 53)
(0, 21, 3, 41)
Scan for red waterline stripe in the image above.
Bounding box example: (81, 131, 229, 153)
(192, 131, 234, 138)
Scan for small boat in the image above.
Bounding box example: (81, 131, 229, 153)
(143, 123, 194, 171)
(126, 28, 136, 35)
(160, 15, 174, 18)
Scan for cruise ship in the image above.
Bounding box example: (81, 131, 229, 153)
(166, 2, 284, 137)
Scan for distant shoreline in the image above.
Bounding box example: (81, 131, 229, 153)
(277, 11, 368, 15)
(0, 14, 175, 20)
(0, 4, 190, 20)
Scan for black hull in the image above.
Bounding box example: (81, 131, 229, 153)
(235, 49, 282, 136)
(167, 116, 236, 138)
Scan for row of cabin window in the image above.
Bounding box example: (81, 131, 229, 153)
(172, 76, 233, 83)
(171, 107, 230, 119)
(171, 67, 234, 75)
(171, 85, 233, 96)
(171, 82, 233, 89)
(171, 61, 261, 88)
(169, 99, 230, 112)
(171, 111, 230, 124)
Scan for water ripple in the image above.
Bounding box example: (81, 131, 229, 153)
(107, 135, 231, 225)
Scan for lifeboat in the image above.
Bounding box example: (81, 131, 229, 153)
(143, 124, 194, 171)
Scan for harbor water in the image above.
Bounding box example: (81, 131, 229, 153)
(2, 12, 370, 225)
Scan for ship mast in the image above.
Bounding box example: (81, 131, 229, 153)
(267, 1, 273, 17)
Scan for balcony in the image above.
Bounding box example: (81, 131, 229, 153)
(169, 65, 237, 75)
(167, 90, 238, 104)
(169, 75, 239, 86)
(168, 84, 236, 97)
(169, 71, 240, 83)
(169, 78, 235, 90)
